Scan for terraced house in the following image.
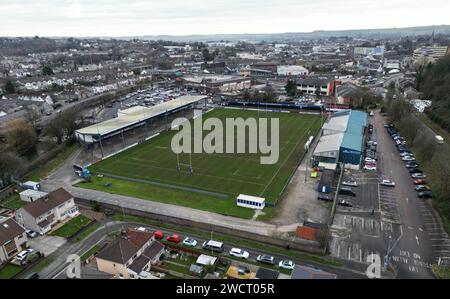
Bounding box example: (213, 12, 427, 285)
(14, 188, 79, 235)
(0, 219, 28, 263)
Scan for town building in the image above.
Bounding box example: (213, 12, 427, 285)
(95, 228, 165, 279)
(15, 188, 79, 235)
(0, 219, 28, 263)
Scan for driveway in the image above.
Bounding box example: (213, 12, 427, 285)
(28, 236, 67, 256)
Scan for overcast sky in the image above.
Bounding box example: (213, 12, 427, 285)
(1, 0, 449, 37)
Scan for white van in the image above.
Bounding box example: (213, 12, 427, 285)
(202, 240, 224, 253)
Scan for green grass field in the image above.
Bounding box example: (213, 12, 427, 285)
(50, 215, 93, 238)
(84, 108, 321, 219)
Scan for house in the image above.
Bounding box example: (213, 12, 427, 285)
(19, 189, 48, 203)
(0, 219, 28, 263)
(335, 83, 363, 107)
(291, 265, 337, 279)
(95, 228, 165, 279)
(15, 188, 79, 235)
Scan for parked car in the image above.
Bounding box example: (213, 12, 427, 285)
(182, 237, 198, 247)
(402, 156, 416, 162)
(414, 179, 428, 185)
(229, 248, 250, 259)
(338, 200, 353, 208)
(318, 194, 334, 202)
(365, 158, 376, 164)
(24, 272, 40, 279)
(154, 231, 164, 239)
(415, 185, 430, 192)
(279, 260, 295, 270)
(418, 191, 433, 199)
(400, 152, 412, 157)
(166, 234, 181, 243)
(409, 168, 422, 174)
(412, 173, 427, 179)
(342, 181, 358, 187)
(339, 187, 356, 197)
(26, 230, 38, 238)
(256, 255, 275, 265)
(16, 249, 35, 261)
(380, 180, 396, 187)
(364, 165, 377, 171)
(406, 163, 419, 168)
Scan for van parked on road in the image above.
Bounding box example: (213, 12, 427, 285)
(202, 240, 224, 253)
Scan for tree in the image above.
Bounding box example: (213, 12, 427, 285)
(0, 148, 24, 186)
(285, 79, 297, 97)
(6, 119, 38, 156)
(262, 86, 277, 102)
(4, 80, 15, 94)
(315, 229, 331, 249)
(46, 108, 80, 144)
(315, 86, 322, 99)
(25, 107, 41, 129)
(42, 65, 54, 76)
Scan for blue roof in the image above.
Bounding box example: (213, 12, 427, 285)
(341, 132, 363, 152)
(348, 110, 368, 128)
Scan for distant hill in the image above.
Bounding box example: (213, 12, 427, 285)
(121, 25, 450, 42)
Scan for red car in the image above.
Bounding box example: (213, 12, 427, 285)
(154, 231, 164, 240)
(166, 234, 181, 243)
(414, 179, 428, 185)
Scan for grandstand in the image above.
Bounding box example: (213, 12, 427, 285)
(75, 95, 209, 144)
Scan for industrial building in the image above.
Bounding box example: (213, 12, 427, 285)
(313, 110, 367, 169)
(75, 95, 208, 144)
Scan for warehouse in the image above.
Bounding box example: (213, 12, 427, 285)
(75, 95, 208, 144)
(313, 110, 367, 169)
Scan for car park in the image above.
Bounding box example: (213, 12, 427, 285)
(380, 180, 396, 187)
(415, 185, 430, 192)
(166, 234, 181, 243)
(418, 191, 433, 199)
(182, 237, 198, 247)
(229, 248, 250, 259)
(256, 255, 275, 265)
(412, 173, 427, 179)
(279, 260, 295, 270)
(16, 249, 35, 261)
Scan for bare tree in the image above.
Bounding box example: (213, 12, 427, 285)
(6, 119, 38, 156)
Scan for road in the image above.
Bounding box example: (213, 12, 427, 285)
(373, 111, 436, 278)
(44, 220, 365, 279)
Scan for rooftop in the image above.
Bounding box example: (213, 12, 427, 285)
(76, 95, 208, 137)
(22, 188, 73, 218)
